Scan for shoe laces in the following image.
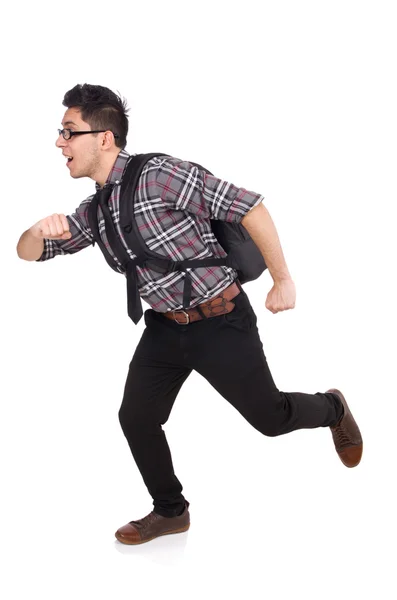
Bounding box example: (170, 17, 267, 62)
(332, 423, 352, 449)
(130, 511, 160, 530)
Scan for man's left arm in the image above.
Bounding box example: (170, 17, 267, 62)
(241, 203, 296, 314)
(154, 158, 296, 313)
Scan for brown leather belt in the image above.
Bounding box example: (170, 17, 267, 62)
(163, 282, 240, 324)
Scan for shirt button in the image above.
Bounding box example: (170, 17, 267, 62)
(115, 180, 120, 184)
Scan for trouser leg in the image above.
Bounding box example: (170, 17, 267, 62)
(191, 291, 344, 437)
(118, 323, 191, 517)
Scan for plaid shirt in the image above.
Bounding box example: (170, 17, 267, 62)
(37, 151, 264, 312)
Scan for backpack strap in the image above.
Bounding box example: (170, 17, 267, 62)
(119, 154, 238, 308)
(119, 153, 189, 307)
(119, 153, 170, 260)
(87, 188, 124, 272)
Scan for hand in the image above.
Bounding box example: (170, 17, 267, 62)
(30, 214, 72, 240)
(265, 279, 296, 314)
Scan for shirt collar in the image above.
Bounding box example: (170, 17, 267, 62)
(95, 149, 132, 191)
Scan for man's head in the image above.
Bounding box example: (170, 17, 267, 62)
(56, 84, 129, 186)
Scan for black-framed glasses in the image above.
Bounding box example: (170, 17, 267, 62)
(57, 128, 120, 140)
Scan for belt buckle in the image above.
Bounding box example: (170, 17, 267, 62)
(173, 309, 190, 325)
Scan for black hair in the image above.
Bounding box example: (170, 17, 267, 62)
(62, 84, 129, 149)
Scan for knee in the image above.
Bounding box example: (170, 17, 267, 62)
(245, 391, 287, 437)
(118, 404, 144, 434)
(257, 422, 283, 438)
(118, 402, 165, 436)
(249, 402, 287, 437)
(244, 409, 284, 437)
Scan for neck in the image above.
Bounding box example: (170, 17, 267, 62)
(93, 150, 120, 187)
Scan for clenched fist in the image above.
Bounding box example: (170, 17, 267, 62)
(265, 279, 296, 314)
(31, 214, 72, 240)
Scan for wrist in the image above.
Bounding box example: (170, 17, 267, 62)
(272, 274, 293, 284)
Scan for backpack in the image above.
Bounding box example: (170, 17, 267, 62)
(87, 153, 267, 323)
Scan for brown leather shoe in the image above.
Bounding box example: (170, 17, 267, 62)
(327, 388, 363, 468)
(115, 502, 190, 545)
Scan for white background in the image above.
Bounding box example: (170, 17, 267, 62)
(1, 0, 396, 598)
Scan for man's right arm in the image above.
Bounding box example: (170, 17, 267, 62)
(17, 199, 94, 262)
(17, 213, 71, 261)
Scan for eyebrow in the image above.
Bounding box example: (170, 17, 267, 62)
(62, 120, 78, 127)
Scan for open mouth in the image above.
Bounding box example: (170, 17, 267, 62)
(65, 155, 73, 163)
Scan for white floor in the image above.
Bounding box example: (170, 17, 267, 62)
(1, 424, 394, 600)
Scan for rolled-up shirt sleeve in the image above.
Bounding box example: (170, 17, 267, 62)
(36, 196, 94, 262)
(154, 157, 264, 222)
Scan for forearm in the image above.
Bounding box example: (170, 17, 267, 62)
(17, 229, 44, 261)
(241, 203, 292, 282)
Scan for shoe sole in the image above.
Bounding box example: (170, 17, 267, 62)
(115, 523, 190, 545)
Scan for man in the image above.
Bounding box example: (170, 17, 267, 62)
(17, 84, 363, 546)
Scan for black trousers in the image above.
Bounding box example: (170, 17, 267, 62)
(119, 288, 343, 518)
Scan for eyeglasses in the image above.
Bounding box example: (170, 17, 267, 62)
(57, 128, 120, 140)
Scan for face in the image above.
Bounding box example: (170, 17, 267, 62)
(56, 107, 102, 180)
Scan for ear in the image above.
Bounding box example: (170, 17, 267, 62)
(101, 130, 117, 150)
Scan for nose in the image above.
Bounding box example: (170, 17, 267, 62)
(55, 132, 66, 148)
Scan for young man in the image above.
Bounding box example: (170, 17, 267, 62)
(17, 84, 363, 545)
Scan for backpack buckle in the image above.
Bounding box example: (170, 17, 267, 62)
(172, 310, 190, 324)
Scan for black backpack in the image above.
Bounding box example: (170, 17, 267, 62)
(87, 153, 267, 323)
